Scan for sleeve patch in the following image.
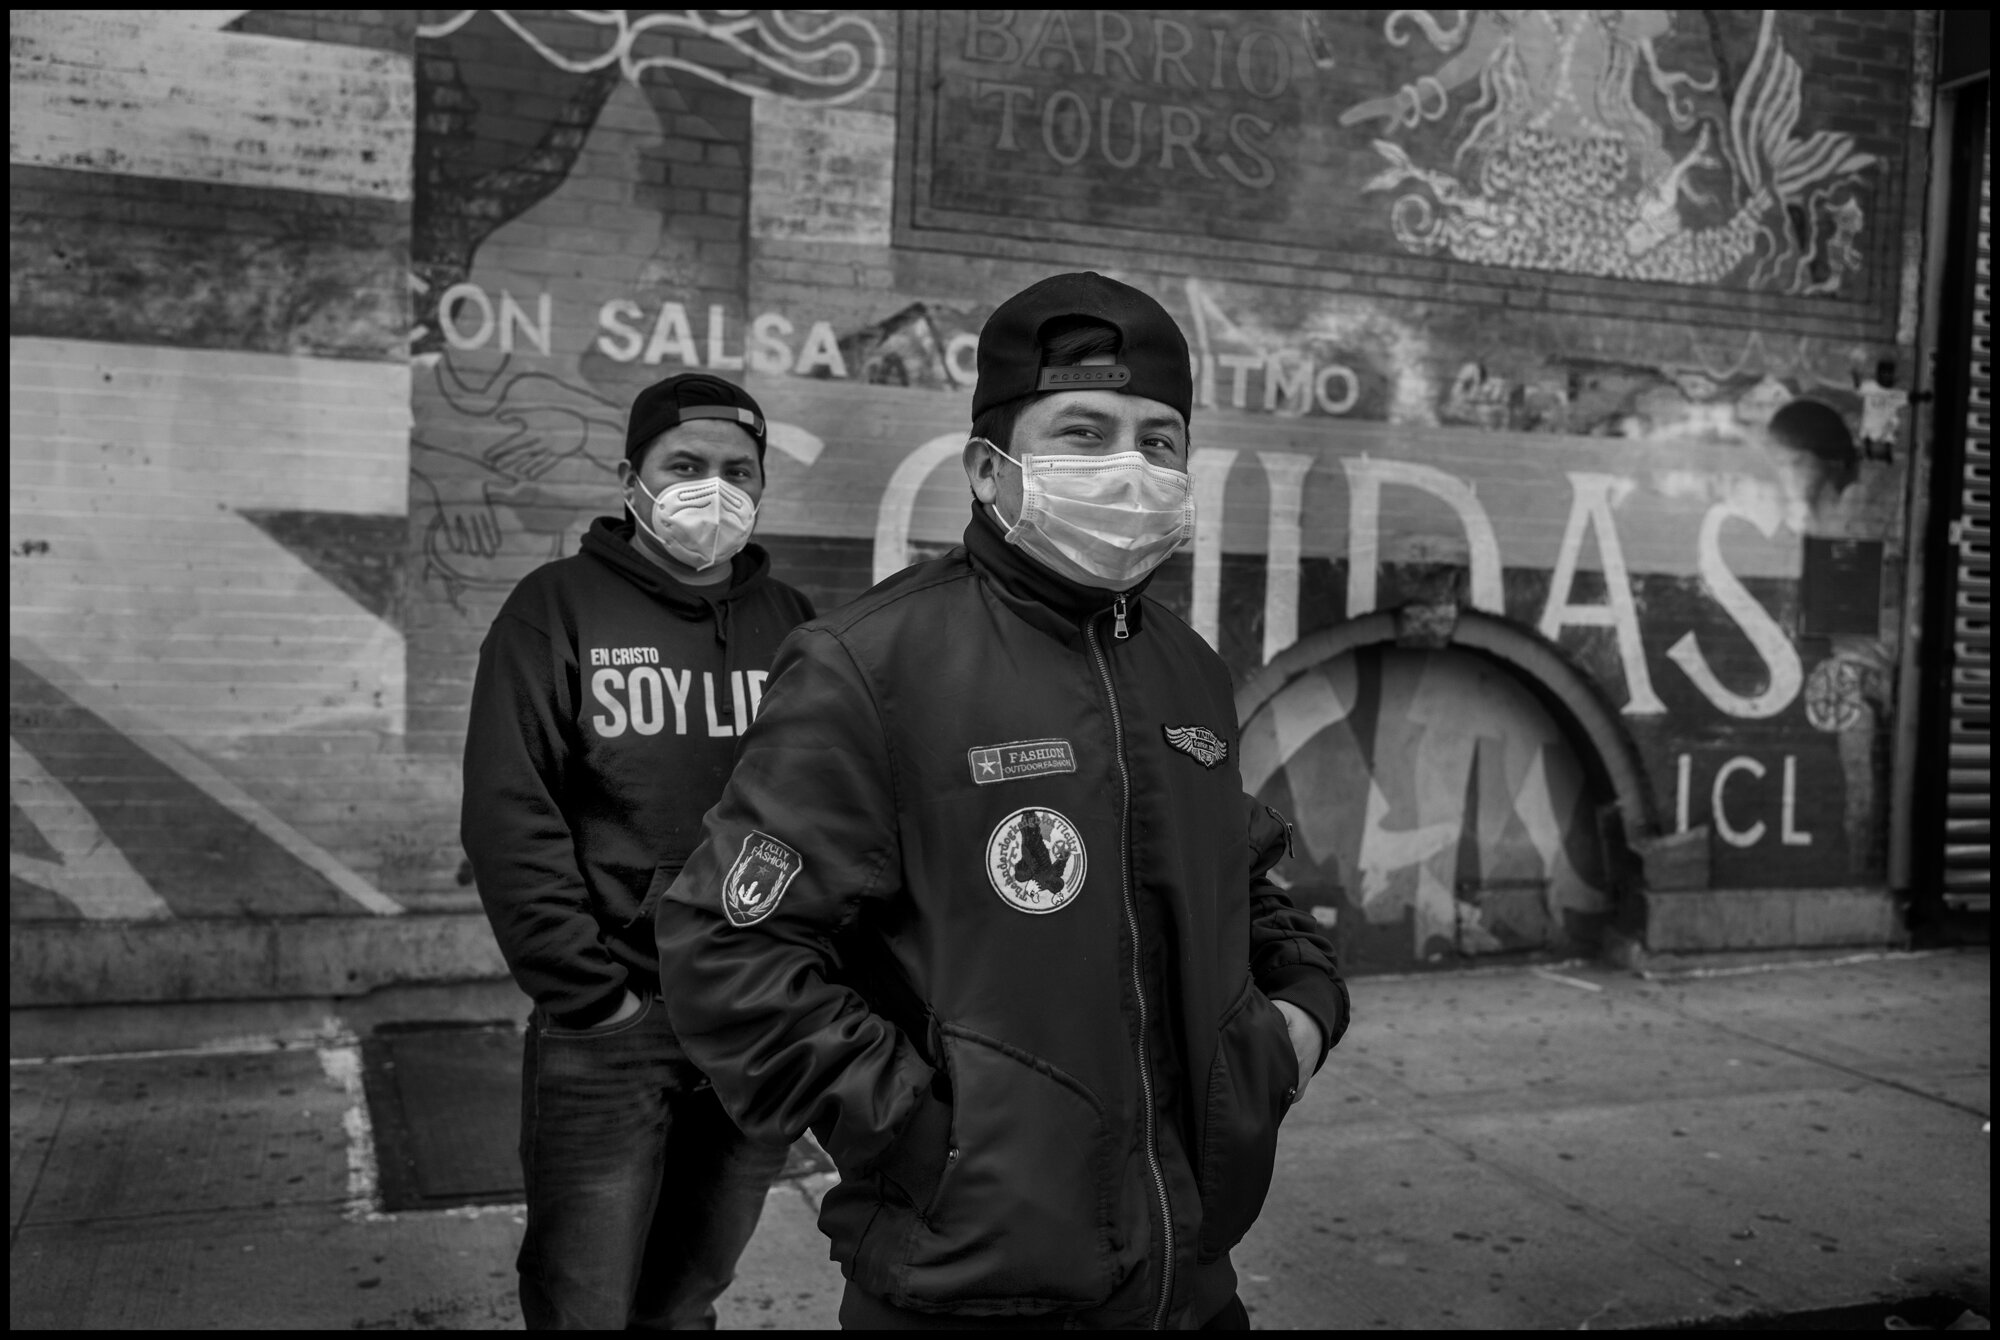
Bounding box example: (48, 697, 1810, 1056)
(722, 831, 803, 927)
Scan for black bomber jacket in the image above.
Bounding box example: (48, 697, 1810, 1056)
(656, 505, 1350, 1327)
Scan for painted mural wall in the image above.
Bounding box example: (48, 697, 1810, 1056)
(10, 9, 1935, 972)
(11, 10, 420, 928)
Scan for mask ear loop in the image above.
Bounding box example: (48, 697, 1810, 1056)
(970, 437, 1031, 537)
(969, 436, 1027, 469)
(625, 474, 673, 560)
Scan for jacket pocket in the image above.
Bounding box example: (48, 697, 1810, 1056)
(1195, 978, 1297, 1262)
(867, 1074, 954, 1215)
(891, 1024, 1119, 1313)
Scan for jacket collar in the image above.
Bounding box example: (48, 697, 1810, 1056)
(962, 502, 1149, 644)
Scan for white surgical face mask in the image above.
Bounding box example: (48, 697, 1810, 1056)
(983, 440, 1195, 590)
(628, 475, 758, 571)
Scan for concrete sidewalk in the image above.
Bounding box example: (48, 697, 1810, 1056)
(9, 950, 1990, 1330)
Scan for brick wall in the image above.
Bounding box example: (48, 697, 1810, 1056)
(10, 9, 418, 922)
(10, 9, 1939, 973)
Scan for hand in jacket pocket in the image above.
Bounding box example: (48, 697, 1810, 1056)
(870, 1077, 954, 1216)
(1271, 998, 1324, 1103)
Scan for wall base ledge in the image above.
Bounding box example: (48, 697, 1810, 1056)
(8, 977, 526, 1060)
(1623, 885, 1906, 959)
(8, 911, 509, 1011)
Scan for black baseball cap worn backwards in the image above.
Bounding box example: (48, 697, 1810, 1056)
(625, 372, 768, 463)
(972, 272, 1193, 424)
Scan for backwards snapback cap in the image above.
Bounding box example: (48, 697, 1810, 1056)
(971, 272, 1193, 423)
(625, 372, 768, 463)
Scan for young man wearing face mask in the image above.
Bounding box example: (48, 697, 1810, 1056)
(655, 273, 1350, 1329)
(460, 372, 815, 1329)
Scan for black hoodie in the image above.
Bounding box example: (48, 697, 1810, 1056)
(461, 515, 815, 1028)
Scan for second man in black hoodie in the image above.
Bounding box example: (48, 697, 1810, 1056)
(460, 373, 815, 1329)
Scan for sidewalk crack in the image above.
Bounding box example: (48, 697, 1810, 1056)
(9, 1083, 72, 1249)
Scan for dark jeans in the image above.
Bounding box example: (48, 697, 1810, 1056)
(836, 1287, 1252, 1330)
(517, 993, 789, 1330)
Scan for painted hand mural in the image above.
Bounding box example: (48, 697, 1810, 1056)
(1344, 10, 1877, 294)
(412, 356, 630, 605)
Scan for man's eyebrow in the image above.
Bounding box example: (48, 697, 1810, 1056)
(1049, 406, 1118, 424)
(666, 448, 757, 464)
(1050, 406, 1185, 433)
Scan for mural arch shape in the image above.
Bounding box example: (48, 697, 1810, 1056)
(1236, 607, 1662, 849)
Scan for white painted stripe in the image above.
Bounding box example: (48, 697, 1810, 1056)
(10, 1033, 329, 1066)
(872, 433, 965, 584)
(9, 10, 412, 201)
(1188, 448, 1240, 650)
(9, 737, 174, 920)
(78, 12, 251, 34)
(1360, 956, 1598, 984)
(1270, 669, 1349, 771)
(1639, 951, 1927, 982)
(766, 421, 825, 466)
(1532, 967, 1606, 992)
(1237, 711, 1285, 802)
(10, 636, 406, 917)
(1513, 743, 1611, 920)
(1257, 451, 1314, 665)
(11, 337, 408, 743)
(435, 1202, 528, 1221)
(1240, 664, 1353, 797)
(1513, 745, 1560, 870)
(1357, 777, 1457, 914)
(317, 1042, 382, 1220)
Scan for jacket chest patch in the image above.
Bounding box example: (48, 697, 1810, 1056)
(722, 831, 801, 926)
(967, 738, 1076, 785)
(1163, 724, 1229, 769)
(985, 807, 1087, 915)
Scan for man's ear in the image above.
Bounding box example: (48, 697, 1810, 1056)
(616, 458, 645, 510)
(963, 435, 1003, 505)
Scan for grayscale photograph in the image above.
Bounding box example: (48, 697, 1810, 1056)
(8, 7, 1990, 1330)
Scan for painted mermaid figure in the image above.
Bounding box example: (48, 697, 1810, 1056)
(1343, 10, 1877, 294)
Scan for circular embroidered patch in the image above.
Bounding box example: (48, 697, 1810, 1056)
(985, 806, 1088, 915)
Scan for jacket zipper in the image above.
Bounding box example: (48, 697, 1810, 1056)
(1085, 614, 1172, 1329)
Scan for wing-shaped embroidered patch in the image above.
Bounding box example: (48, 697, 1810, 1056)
(1162, 724, 1228, 769)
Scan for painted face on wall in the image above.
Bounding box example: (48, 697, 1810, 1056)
(1763, 398, 1858, 524)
